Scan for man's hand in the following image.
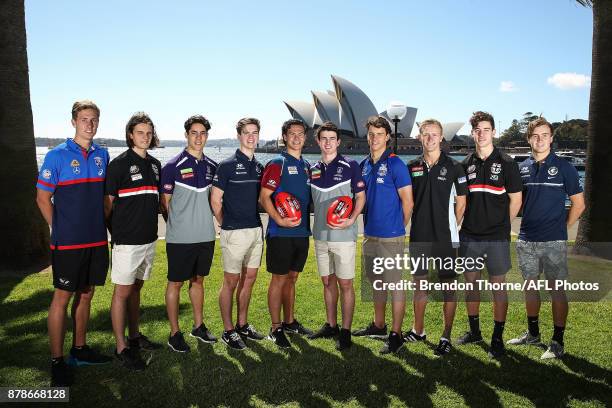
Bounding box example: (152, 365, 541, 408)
(328, 217, 355, 230)
(276, 216, 301, 228)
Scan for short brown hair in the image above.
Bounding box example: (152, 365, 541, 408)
(125, 112, 159, 149)
(419, 119, 443, 135)
(365, 115, 391, 135)
(184, 115, 211, 133)
(71, 100, 100, 120)
(282, 119, 307, 136)
(470, 111, 495, 130)
(315, 121, 340, 140)
(236, 117, 261, 134)
(526, 117, 554, 140)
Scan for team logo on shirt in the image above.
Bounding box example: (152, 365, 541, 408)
(490, 163, 502, 175)
(288, 166, 298, 175)
(94, 156, 103, 168)
(152, 164, 159, 175)
(256, 166, 262, 174)
(548, 166, 558, 176)
(377, 163, 388, 176)
(130, 165, 139, 174)
(467, 164, 476, 173)
(206, 166, 213, 180)
(70, 159, 80, 167)
(42, 169, 51, 179)
(181, 167, 194, 179)
(440, 167, 447, 176)
(336, 167, 343, 174)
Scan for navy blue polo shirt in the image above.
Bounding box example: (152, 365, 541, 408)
(518, 152, 582, 241)
(360, 149, 412, 238)
(213, 149, 263, 230)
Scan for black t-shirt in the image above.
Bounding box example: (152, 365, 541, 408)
(461, 147, 522, 240)
(408, 152, 468, 243)
(105, 149, 161, 245)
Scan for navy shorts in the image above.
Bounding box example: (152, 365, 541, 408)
(459, 232, 511, 276)
(266, 236, 309, 275)
(166, 241, 215, 282)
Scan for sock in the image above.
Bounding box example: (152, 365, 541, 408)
(552, 325, 565, 345)
(527, 315, 540, 337)
(468, 315, 480, 334)
(492, 320, 505, 342)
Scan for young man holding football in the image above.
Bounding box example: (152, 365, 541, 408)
(259, 119, 313, 348)
(308, 121, 366, 350)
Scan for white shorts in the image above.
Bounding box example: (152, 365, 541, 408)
(220, 227, 264, 274)
(111, 242, 156, 285)
(314, 240, 356, 280)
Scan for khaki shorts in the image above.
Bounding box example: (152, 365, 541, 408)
(314, 240, 356, 280)
(111, 242, 156, 285)
(220, 227, 264, 274)
(362, 235, 407, 301)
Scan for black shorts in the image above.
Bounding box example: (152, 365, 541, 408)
(409, 242, 458, 279)
(266, 236, 309, 275)
(166, 241, 215, 282)
(459, 232, 511, 276)
(52, 245, 109, 292)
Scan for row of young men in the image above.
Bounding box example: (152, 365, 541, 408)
(36, 101, 584, 388)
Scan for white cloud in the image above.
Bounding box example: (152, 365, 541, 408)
(499, 81, 517, 92)
(547, 72, 591, 90)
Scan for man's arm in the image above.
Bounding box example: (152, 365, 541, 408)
(567, 192, 585, 229)
(398, 185, 414, 227)
(104, 195, 114, 221)
(161, 193, 172, 223)
(330, 191, 365, 229)
(210, 186, 224, 226)
(36, 189, 53, 226)
(455, 194, 466, 225)
(508, 191, 522, 221)
(259, 188, 300, 228)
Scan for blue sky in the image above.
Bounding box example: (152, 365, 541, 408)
(25, 0, 593, 141)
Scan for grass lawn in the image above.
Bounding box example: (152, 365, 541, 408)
(0, 239, 610, 407)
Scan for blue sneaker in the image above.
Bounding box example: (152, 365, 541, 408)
(68, 345, 112, 366)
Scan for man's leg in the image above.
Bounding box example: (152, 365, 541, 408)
(337, 278, 354, 329)
(165, 281, 183, 335)
(71, 285, 95, 347)
(442, 290, 457, 339)
(127, 279, 144, 339)
(412, 276, 428, 335)
(189, 275, 204, 328)
(490, 273, 508, 331)
(111, 284, 134, 353)
(374, 300, 387, 328)
(322, 275, 339, 326)
(282, 270, 299, 324)
(220, 272, 240, 331)
(269, 274, 288, 329)
(390, 297, 406, 334)
(49, 289, 73, 358)
(551, 286, 568, 344)
(236, 267, 258, 327)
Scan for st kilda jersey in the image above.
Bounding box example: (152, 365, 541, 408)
(461, 147, 522, 240)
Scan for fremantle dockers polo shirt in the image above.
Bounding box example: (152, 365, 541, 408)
(161, 149, 217, 243)
(360, 149, 412, 238)
(518, 152, 582, 242)
(261, 151, 311, 238)
(408, 152, 468, 244)
(310, 154, 365, 242)
(461, 147, 522, 240)
(105, 149, 161, 245)
(212, 149, 263, 230)
(36, 138, 109, 250)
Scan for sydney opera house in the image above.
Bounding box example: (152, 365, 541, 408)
(280, 75, 464, 152)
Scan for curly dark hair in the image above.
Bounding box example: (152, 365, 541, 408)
(125, 112, 159, 149)
(470, 111, 495, 130)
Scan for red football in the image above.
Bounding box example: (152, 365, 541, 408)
(327, 196, 353, 225)
(275, 191, 302, 220)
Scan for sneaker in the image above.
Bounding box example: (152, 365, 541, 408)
(51, 358, 73, 387)
(506, 331, 541, 346)
(236, 323, 265, 341)
(68, 345, 112, 366)
(190, 324, 217, 344)
(221, 330, 247, 350)
(380, 331, 405, 354)
(488, 338, 506, 359)
(541, 340, 565, 359)
(352, 322, 388, 339)
(283, 319, 313, 336)
(168, 331, 190, 353)
(335, 328, 352, 351)
(434, 338, 452, 356)
(115, 347, 145, 371)
(128, 333, 162, 350)
(267, 327, 292, 348)
(404, 329, 427, 342)
(455, 331, 483, 345)
(308, 323, 340, 340)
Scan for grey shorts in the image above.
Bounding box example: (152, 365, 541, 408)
(516, 240, 568, 280)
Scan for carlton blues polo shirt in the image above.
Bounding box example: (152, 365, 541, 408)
(518, 152, 582, 241)
(310, 154, 365, 242)
(360, 149, 412, 238)
(461, 147, 522, 240)
(36, 138, 109, 250)
(408, 152, 468, 243)
(105, 149, 161, 245)
(212, 149, 263, 230)
(261, 151, 311, 237)
(161, 150, 217, 244)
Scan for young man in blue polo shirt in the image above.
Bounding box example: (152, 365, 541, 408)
(161, 115, 218, 353)
(259, 119, 313, 348)
(211, 117, 265, 350)
(36, 100, 112, 386)
(507, 117, 585, 359)
(354, 115, 414, 354)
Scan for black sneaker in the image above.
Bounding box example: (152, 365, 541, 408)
(352, 322, 388, 339)
(236, 323, 265, 341)
(168, 331, 190, 353)
(68, 345, 112, 366)
(267, 327, 292, 348)
(434, 338, 452, 356)
(404, 329, 427, 342)
(128, 333, 162, 350)
(283, 319, 313, 336)
(222, 330, 247, 350)
(115, 347, 145, 371)
(51, 358, 73, 387)
(336, 328, 352, 351)
(380, 331, 405, 354)
(488, 338, 506, 359)
(308, 323, 340, 340)
(456, 331, 483, 345)
(190, 324, 217, 344)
